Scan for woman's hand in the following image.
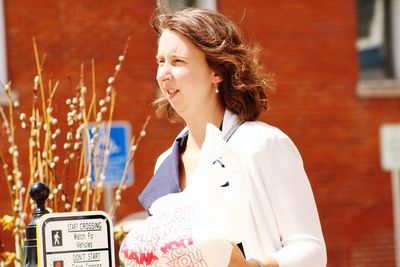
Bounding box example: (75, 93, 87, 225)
(227, 243, 257, 267)
(227, 243, 280, 267)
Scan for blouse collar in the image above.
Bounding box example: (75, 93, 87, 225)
(138, 109, 242, 211)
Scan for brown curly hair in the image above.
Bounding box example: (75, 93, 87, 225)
(152, 7, 274, 122)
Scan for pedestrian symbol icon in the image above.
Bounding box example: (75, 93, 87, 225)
(52, 230, 63, 247)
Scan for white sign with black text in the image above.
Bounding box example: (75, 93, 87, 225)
(37, 211, 115, 267)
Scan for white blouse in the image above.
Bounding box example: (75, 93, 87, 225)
(144, 109, 327, 267)
(220, 110, 327, 267)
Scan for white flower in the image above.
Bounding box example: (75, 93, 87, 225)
(67, 132, 73, 140)
(74, 143, 80, 150)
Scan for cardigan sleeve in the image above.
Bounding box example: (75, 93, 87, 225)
(245, 133, 327, 267)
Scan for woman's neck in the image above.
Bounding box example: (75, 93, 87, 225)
(184, 106, 224, 150)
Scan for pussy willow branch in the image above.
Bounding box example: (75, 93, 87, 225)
(109, 115, 151, 217)
(32, 37, 48, 128)
(92, 91, 116, 210)
(0, 151, 13, 211)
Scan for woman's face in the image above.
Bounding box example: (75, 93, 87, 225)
(156, 29, 222, 120)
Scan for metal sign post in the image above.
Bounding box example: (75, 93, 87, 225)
(380, 124, 400, 267)
(392, 170, 400, 267)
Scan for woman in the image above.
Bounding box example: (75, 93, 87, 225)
(127, 5, 326, 267)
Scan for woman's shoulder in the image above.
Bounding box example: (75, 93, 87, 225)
(231, 121, 301, 158)
(238, 120, 290, 141)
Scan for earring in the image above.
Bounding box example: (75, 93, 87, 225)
(215, 88, 219, 93)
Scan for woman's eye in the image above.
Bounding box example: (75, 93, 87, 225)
(156, 58, 164, 65)
(173, 59, 184, 65)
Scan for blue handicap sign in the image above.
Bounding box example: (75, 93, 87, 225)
(88, 121, 133, 187)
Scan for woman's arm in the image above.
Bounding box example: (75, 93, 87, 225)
(230, 125, 327, 267)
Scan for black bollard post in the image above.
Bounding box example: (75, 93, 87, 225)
(24, 182, 49, 267)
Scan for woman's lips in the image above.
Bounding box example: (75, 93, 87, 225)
(165, 88, 179, 99)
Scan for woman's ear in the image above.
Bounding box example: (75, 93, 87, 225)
(213, 72, 223, 84)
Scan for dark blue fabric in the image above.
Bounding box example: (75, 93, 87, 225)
(138, 132, 188, 211)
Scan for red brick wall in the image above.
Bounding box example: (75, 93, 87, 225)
(1, 0, 398, 266)
(217, 1, 398, 266)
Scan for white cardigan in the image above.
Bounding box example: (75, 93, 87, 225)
(152, 110, 327, 267)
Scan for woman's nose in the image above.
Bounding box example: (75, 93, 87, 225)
(157, 67, 173, 82)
